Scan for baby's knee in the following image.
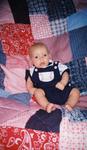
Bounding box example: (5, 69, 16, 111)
(71, 88, 80, 97)
(75, 88, 80, 96)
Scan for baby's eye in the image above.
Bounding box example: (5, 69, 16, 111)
(35, 56, 38, 59)
(44, 54, 47, 57)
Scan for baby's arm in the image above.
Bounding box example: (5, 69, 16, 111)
(56, 71, 69, 90)
(26, 77, 48, 107)
(26, 77, 46, 97)
(26, 78, 47, 106)
(26, 77, 37, 95)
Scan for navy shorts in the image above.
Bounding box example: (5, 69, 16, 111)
(44, 85, 73, 105)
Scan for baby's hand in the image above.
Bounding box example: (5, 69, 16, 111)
(55, 82, 65, 90)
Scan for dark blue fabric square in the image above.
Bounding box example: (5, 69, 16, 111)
(27, 0, 47, 14)
(0, 67, 5, 89)
(47, 0, 76, 21)
(0, 42, 6, 89)
(66, 57, 87, 95)
(25, 109, 62, 132)
(69, 26, 87, 59)
(0, 42, 6, 65)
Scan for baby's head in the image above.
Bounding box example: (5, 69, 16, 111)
(29, 42, 50, 68)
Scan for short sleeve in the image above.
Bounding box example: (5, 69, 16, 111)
(58, 62, 70, 75)
(25, 67, 35, 81)
(25, 70, 30, 81)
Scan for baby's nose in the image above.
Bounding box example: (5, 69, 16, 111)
(41, 55, 44, 59)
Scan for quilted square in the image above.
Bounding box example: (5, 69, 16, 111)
(69, 25, 87, 59)
(66, 57, 87, 95)
(30, 15, 52, 39)
(0, 66, 5, 89)
(1, 23, 34, 55)
(0, 0, 14, 25)
(0, 41, 6, 65)
(6, 55, 30, 69)
(47, 0, 76, 21)
(27, 0, 47, 14)
(50, 18, 67, 36)
(0, 65, 28, 93)
(67, 8, 87, 32)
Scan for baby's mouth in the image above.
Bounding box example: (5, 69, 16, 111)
(40, 62, 44, 65)
(40, 62, 46, 67)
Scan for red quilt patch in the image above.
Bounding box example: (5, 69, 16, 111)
(1, 23, 34, 55)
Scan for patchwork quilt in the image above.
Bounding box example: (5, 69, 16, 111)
(0, 0, 87, 149)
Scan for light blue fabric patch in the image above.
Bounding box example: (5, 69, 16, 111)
(0, 42, 6, 89)
(7, 92, 31, 105)
(62, 107, 87, 122)
(0, 89, 11, 97)
(67, 8, 87, 31)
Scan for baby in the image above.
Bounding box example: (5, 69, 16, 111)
(25, 42, 80, 113)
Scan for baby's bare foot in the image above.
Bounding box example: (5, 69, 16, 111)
(65, 104, 73, 111)
(55, 104, 62, 109)
(46, 103, 56, 113)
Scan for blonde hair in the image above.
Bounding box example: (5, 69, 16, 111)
(29, 42, 49, 57)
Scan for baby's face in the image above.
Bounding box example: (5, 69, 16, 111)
(30, 46, 50, 68)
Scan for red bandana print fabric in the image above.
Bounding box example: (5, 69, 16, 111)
(1, 23, 34, 55)
(0, 126, 59, 150)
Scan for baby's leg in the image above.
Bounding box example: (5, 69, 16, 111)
(65, 88, 80, 111)
(34, 88, 56, 113)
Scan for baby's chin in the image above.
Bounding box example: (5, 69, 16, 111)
(38, 65, 47, 68)
(36, 64, 48, 68)
(38, 62, 48, 68)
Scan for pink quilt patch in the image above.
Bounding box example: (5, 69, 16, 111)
(6, 55, 30, 69)
(1, 64, 27, 93)
(30, 15, 52, 39)
(59, 117, 87, 149)
(36, 33, 72, 63)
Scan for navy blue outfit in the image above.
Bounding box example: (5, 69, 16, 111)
(25, 61, 73, 105)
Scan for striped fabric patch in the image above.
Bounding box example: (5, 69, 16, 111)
(69, 26, 87, 59)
